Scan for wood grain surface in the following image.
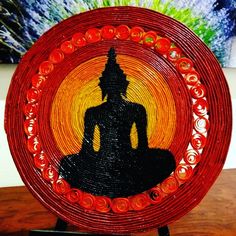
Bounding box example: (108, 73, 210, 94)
(0, 169, 235, 236)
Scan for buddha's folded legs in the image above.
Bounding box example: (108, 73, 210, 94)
(59, 148, 176, 198)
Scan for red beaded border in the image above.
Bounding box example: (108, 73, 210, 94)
(23, 25, 209, 213)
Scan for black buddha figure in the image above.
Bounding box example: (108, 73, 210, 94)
(59, 48, 176, 198)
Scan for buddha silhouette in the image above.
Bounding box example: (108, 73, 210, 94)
(59, 48, 176, 198)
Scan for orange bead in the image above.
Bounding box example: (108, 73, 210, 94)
(80, 193, 95, 210)
(160, 176, 179, 194)
(130, 193, 150, 211)
(175, 164, 193, 181)
(111, 198, 130, 213)
(95, 196, 112, 213)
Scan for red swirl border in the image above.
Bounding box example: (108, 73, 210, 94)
(24, 24, 209, 213)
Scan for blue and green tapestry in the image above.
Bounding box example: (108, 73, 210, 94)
(0, 0, 235, 67)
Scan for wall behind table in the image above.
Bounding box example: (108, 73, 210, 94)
(0, 65, 235, 187)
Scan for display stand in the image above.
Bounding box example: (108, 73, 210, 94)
(29, 218, 170, 236)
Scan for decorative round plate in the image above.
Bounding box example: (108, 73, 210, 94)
(5, 6, 232, 234)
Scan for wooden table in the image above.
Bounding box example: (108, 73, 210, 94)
(0, 169, 235, 236)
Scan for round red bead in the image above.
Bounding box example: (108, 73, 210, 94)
(175, 164, 193, 181)
(193, 98, 208, 116)
(71, 33, 87, 47)
(130, 26, 144, 42)
(115, 25, 130, 40)
(27, 135, 41, 154)
(194, 117, 210, 134)
(101, 25, 116, 39)
(184, 71, 200, 86)
(80, 193, 95, 210)
(148, 187, 163, 204)
(60, 41, 75, 54)
(184, 149, 201, 165)
(26, 88, 41, 103)
(191, 133, 206, 150)
(111, 198, 130, 213)
(24, 118, 38, 136)
(49, 48, 64, 63)
(176, 57, 193, 74)
(143, 31, 157, 47)
(95, 196, 112, 213)
(31, 74, 46, 89)
(85, 28, 101, 43)
(66, 189, 82, 203)
(42, 166, 59, 182)
(155, 38, 171, 53)
(34, 152, 49, 170)
(190, 84, 206, 99)
(130, 193, 150, 211)
(167, 47, 181, 62)
(52, 178, 70, 194)
(24, 103, 39, 118)
(39, 61, 54, 75)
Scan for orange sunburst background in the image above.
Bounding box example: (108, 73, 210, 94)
(50, 55, 177, 155)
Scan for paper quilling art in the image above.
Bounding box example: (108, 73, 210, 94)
(5, 7, 232, 234)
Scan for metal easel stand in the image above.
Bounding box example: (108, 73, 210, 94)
(30, 218, 170, 236)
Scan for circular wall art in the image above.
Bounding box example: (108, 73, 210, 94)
(5, 6, 232, 234)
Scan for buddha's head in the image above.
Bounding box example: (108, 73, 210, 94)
(99, 47, 129, 100)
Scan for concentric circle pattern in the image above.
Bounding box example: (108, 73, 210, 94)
(5, 7, 232, 234)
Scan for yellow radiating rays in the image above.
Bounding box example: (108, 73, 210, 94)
(50, 55, 176, 155)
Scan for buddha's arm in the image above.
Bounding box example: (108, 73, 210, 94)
(81, 109, 96, 152)
(135, 106, 148, 150)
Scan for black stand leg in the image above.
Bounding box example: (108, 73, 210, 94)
(55, 218, 68, 231)
(158, 226, 170, 236)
